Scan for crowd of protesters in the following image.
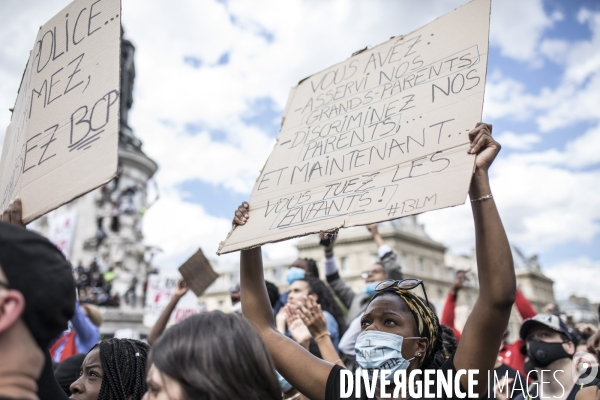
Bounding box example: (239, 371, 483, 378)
(75, 262, 122, 307)
(2, 124, 600, 400)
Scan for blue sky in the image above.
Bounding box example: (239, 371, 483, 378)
(1, 0, 599, 300)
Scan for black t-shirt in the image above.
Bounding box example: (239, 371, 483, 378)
(326, 354, 471, 400)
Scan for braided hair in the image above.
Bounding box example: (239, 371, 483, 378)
(440, 324, 459, 360)
(92, 338, 149, 400)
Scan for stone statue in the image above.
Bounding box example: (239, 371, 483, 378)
(119, 29, 142, 150)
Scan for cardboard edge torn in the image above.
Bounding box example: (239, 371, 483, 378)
(217, 222, 345, 256)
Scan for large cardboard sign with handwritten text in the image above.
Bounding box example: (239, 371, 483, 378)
(218, 0, 491, 254)
(0, 0, 121, 223)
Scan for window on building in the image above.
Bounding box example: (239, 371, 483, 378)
(418, 257, 425, 272)
(218, 300, 225, 311)
(341, 257, 349, 272)
(433, 263, 440, 277)
(399, 252, 408, 269)
(273, 267, 281, 282)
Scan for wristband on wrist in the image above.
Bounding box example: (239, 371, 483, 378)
(471, 194, 493, 202)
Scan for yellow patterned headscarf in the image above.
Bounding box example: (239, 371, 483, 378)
(372, 287, 439, 365)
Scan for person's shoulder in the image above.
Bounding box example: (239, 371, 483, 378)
(325, 365, 370, 400)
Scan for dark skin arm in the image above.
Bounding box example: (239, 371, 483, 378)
(238, 204, 333, 400)
(147, 280, 189, 345)
(453, 123, 516, 396)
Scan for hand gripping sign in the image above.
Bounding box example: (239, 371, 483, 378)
(218, 0, 491, 254)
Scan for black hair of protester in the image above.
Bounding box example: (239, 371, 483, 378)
(94, 338, 149, 400)
(0, 221, 75, 348)
(303, 258, 320, 279)
(440, 324, 458, 359)
(54, 354, 86, 396)
(265, 280, 280, 308)
(149, 311, 281, 400)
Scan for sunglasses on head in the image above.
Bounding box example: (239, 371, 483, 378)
(375, 278, 430, 307)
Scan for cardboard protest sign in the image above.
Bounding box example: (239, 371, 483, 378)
(178, 248, 219, 297)
(143, 274, 202, 328)
(0, 0, 121, 223)
(218, 0, 491, 254)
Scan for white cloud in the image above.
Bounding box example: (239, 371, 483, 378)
(489, 0, 561, 65)
(485, 9, 600, 132)
(539, 39, 569, 63)
(512, 123, 600, 169)
(494, 131, 542, 150)
(142, 190, 237, 269)
(421, 122, 600, 255)
(546, 257, 600, 302)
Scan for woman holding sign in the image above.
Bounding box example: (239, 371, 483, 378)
(235, 123, 516, 400)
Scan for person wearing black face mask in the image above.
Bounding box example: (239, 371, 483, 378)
(513, 314, 600, 400)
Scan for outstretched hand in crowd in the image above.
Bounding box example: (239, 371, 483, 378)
(173, 279, 189, 298)
(284, 304, 312, 348)
(294, 295, 327, 339)
(284, 297, 346, 366)
(451, 270, 470, 295)
(1, 197, 24, 227)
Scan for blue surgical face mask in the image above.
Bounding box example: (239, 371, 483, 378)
(286, 267, 305, 285)
(355, 330, 420, 380)
(276, 370, 293, 393)
(363, 281, 379, 297)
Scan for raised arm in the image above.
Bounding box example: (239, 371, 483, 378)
(441, 270, 468, 341)
(321, 234, 356, 309)
(71, 303, 99, 351)
(237, 203, 333, 400)
(453, 123, 516, 396)
(147, 280, 189, 345)
(367, 224, 404, 280)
